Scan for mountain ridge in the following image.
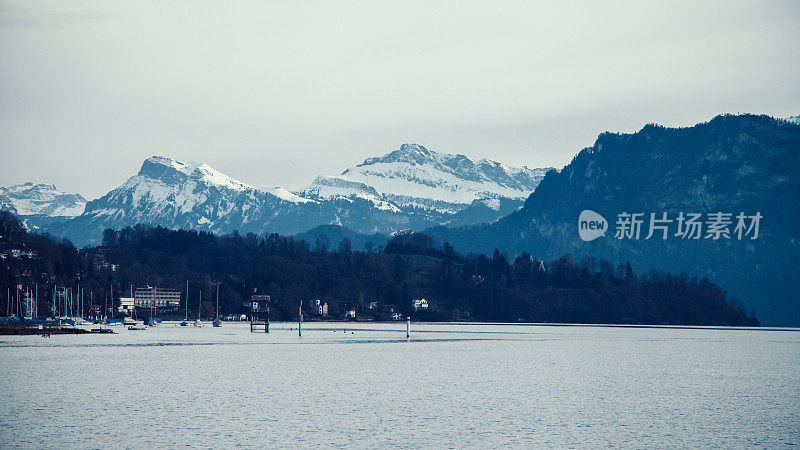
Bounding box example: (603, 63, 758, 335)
(0, 182, 87, 217)
(10, 146, 550, 245)
(306, 143, 551, 211)
(430, 113, 800, 325)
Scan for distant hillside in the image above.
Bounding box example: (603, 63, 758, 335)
(293, 225, 389, 253)
(431, 114, 800, 326)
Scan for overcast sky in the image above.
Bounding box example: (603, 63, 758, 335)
(1, 1, 798, 199)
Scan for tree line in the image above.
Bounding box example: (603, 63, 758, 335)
(0, 211, 759, 326)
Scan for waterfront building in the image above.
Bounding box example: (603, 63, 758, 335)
(118, 296, 134, 313)
(134, 287, 181, 310)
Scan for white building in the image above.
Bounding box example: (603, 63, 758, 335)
(118, 296, 134, 313)
(134, 287, 181, 310)
(412, 298, 429, 311)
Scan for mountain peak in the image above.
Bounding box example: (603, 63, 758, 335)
(0, 182, 86, 217)
(137, 156, 251, 191)
(139, 155, 200, 176)
(359, 143, 439, 167)
(399, 143, 432, 157)
(313, 143, 552, 210)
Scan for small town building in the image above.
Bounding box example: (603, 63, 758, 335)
(412, 298, 429, 311)
(134, 287, 181, 310)
(308, 299, 324, 315)
(118, 296, 134, 313)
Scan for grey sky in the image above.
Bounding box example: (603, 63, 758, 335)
(1, 0, 798, 199)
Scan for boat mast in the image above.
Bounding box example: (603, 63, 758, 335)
(130, 285, 135, 320)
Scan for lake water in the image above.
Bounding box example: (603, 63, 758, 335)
(0, 322, 798, 448)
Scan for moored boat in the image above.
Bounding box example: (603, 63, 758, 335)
(212, 282, 222, 327)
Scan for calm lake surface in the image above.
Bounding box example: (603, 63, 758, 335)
(0, 322, 798, 448)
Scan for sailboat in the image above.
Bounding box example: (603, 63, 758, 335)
(145, 287, 161, 326)
(212, 283, 222, 327)
(194, 290, 203, 327)
(122, 285, 137, 326)
(106, 284, 120, 325)
(180, 280, 190, 326)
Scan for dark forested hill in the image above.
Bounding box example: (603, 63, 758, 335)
(0, 212, 757, 326)
(431, 114, 800, 325)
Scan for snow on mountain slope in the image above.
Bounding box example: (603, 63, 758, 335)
(301, 144, 552, 212)
(47, 155, 444, 245)
(37, 149, 552, 245)
(0, 182, 87, 217)
(264, 186, 316, 204)
(781, 115, 800, 125)
(304, 176, 401, 212)
(82, 156, 308, 227)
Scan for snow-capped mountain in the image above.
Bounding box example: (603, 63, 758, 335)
(60, 156, 316, 238)
(0, 182, 86, 217)
(43, 156, 431, 244)
(301, 143, 552, 214)
(31, 148, 553, 245)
